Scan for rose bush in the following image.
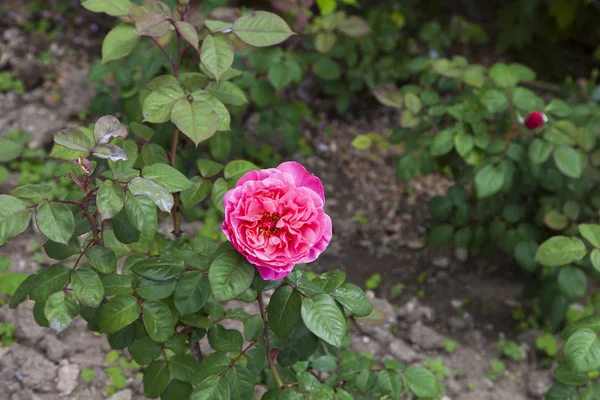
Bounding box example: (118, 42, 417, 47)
(222, 161, 332, 281)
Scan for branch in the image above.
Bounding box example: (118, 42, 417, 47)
(258, 292, 284, 388)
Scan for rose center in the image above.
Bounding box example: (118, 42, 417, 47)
(258, 212, 282, 236)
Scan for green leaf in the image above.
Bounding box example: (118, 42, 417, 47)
(565, 328, 600, 373)
(553, 364, 589, 387)
(405, 366, 441, 398)
(191, 92, 231, 131)
(142, 163, 193, 193)
(243, 315, 263, 341)
(558, 266, 587, 300)
(86, 246, 117, 274)
(428, 196, 453, 220)
(181, 177, 212, 208)
(480, 89, 508, 113)
(102, 274, 134, 296)
(581, 382, 600, 400)
(136, 278, 177, 300)
(175, 21, 199, 50)
(131, 257, 185, 281)
(208, 81, 248, 106)
(546, 99, 572, 118)
(332, 283, 373, 317)
(579, 224, 600, 248)
(223, 160, 259, 183)
(129, 336, 161, 365)
(44, 291, 79, 333)
(171, 98, 219, 146)
(129, 177, 174, 213)
(591, 249, 600, 273)
(528, 138, 553, 164)
(454, 133, 474, 157)
(54, 127, 94, 153)
(232, 11, 294, 47)
(339, 16, 370, 38)
(404, 92, 422, 114)
(72, 268, 104, 307)
(125, 193, 157, 238)
(130, 122, 155, 141)
(12, 184, 52, 200)
(545, 383, 580, 400)
(489, 63, 519, 88)
(169, 355, 202, 384)
(174, 271, 209, 315)
(544, 210, 569, 230)
(535, 236, 587, 267)
(554, 146, 584, 178)
(268, 285, 301, 338)
(143, 300, 176, 342)
(102, 24, 139, 63)
(208, 325, 243, 353)
(0, 195, 32, 246)
(108, 323, 136, 350)
(9, 275, 35, 308)
(427, 224, 454, 248)
(81, 0, 131, 16)
(144, 360, 170, 399)
(201, 33, 234, 81)
(197, 159, 224, 178)
(430, 129, 454, 156)
(92, 143, 128, 162)
(313, 355, 337, 372)
(97, 180, 125, 220)
(99, 295, 141, 334)
(462, 65, 485, 88)
(211, 177, 228, 214)
(30, 264, 71, 302)
(313, 57, 341, 80)
(314, 32, 337, 53)
(512, 87, 544, 113)
(190, 375, 230, 400)
(209, 251, 255, 301)
(142, 86, 185, 123)
(0, 139, 24, 162)
(36, 200, 74, 245)
(562, 316, 600, 340)
(474, 163, 505, 198)
(223, 365, 254, 400)
(301, 293, 346, 347)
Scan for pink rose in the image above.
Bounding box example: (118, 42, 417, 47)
(222, 161, 332, 280)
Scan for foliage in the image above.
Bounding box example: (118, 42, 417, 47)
(0, 1, 442, 398)
(0, 322, 16, 346)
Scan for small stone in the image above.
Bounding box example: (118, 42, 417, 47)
(483, 378, 495, 389)
(397, 298, 435, 323)
(57, 360, 80, 395)
(433, 257, 450, 268)
(389, 338, 418, 363)
(39, 335, 67, 362)
(409, 322, 445, 350)
(107, 389, 132, 400)
(454, 248, 469, 262)
(448, 315, 471, 331)
(407, 238, 425, 249)
(450, 299, 463, 309)
(527, 370, 553, 398)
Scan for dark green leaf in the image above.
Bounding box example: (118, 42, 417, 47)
(143, 300, 176, 342)
(143, 360, 170, 399)
(332, 283, 373, 317)
(35, 200, 74, 245)
(268, 286, 301, 338)
(44, 291, 80, 333)
(99, 295, 141, 334)
(208, 251, 255, 301)
(175, 271, 209, 315)
(30, 264, 71, 302)
(72, 268, 104, 307)
(86, 246, 117, 274)
(301, 294, 346, 347)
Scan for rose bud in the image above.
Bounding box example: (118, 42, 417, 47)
(523, 111, 548, 130)
(222, 162, 332, 280)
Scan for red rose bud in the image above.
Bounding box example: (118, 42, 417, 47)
(523, 111, 548, 130)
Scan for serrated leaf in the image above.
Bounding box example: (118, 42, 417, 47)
(332, 283, 373, 317)
(131, 257, 185, 281)
(489, 63, 519, 88)
(86, 246, 117, 273)
(169, 355, 202, 384)
(207, 325, 243, 353)
(528, 138, 553, 164)
(190, 375, 230, 400)
(44, 291, 80, 333)
(181, 176, 212, 208)
(141, 163, 192, 193)
(207, 81, 248, 106)
(171, 98, 219, 146)
(338, 16, 370, 37)
(99, 295, 141, 334)
(0, 195, 32, 246)
(301, 293, 346, 347)
(197, 159, 224, 178)
(232, 11, 295, 47)
(208, 251, 255, 301)
(102, 24, 139, 63)
(558, 266, 587, 300)
(201, 33, 234, 81)
(174, 271, 209, 315)
(211, 177, 227, 214)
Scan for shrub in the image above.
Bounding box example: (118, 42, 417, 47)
(0, 1, 442, 398)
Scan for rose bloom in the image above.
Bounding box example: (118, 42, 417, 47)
(523, 111, 548, 130)
(222, 161, 332, 280)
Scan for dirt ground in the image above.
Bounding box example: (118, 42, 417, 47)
(0, 3, 556, 400)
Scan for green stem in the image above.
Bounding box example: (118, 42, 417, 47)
(170, 128, 181, 237)
(258, 292, 284, 389)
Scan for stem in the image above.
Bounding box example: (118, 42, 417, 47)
(82, 197, 100, 244)
(149, 36, 178, 76)
(170, 128, 182, 237)
(258, 292, 284, 389)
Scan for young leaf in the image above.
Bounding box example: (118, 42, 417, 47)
(143, 300, 176, 342)
(136, 13, 171, 37)
(143, 360, 170, 398)
(535, 236, 587, 267)
(142, 86, 185, 123)
(332, 283, 373, 317)
(268, 285, 301, 338)
(97, 180, 125, 220)
(128, 177, 174, 213)
(232, 11, 295, 47)
(81, 0, 132, 16)
(175, 21, 199, 50)
(174, 271, 210, 315)
(125, 193, 158, 238)
(72, 268, 104, 307)
(142, 163, 193, 193)
(44, 291, 80, 333)
(102, 24, 140, 63)
(171, 98, 219, 146)
(208, 251, 255, 301)
(35, 200, 74, 245)
(92, 144, 128, 161)
(301, 293, 346, 347)
(180, 177, 212, 208)
(54, 128, 94, 153)
(99, 295, 141, 334)
(201, 33, 234, 81)
(94, 115, 127, 144)
(0, 195, 32, 246)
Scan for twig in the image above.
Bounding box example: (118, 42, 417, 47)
(170, 128, 181, 237)
(258, 292, 284, 388)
